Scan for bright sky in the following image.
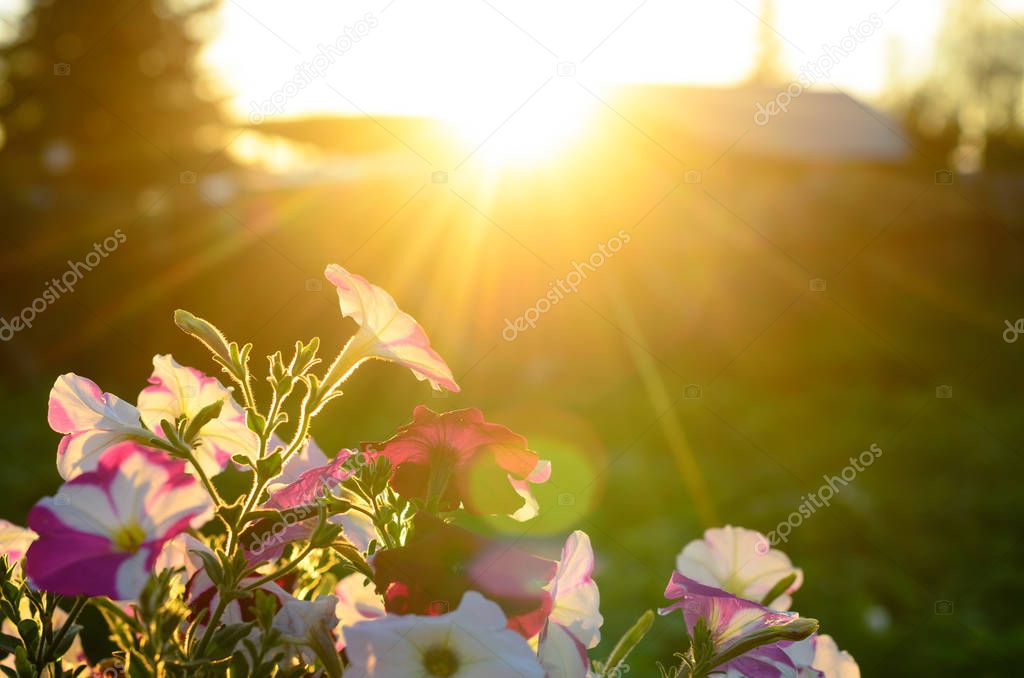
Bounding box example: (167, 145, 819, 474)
(204, 0, 957, 120)
(4, 0, 1024, 121)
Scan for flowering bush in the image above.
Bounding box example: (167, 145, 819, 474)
(0, 265, 860, 677)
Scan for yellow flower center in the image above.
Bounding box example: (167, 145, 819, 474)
(111, 523, 146, 553)
(422, 646, 459, 677)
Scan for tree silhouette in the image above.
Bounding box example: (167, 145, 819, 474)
(0, 0, 232, 211)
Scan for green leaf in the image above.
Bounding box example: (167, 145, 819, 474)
(602, 610, 654, 677)
(708, 617, 819, 672)
(246, 409, 268, 437)
(15, 620, 38, 654)
(190, 549, 225, 587)
(50, 623, 82, 660)
(207, 622, 256, 660)
(183, 400, 225, 442)
(760, 573, 797, 608)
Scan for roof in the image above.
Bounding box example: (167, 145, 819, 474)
(610, 84, 912, 163)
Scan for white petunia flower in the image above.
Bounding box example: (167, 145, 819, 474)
(344, 591, 544, 678)
(676, 525, 803, 610)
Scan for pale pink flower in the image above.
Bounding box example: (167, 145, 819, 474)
(48, 373, 150, 479)
(138, 354, 259, 473)
(324, 264, 459, 392)
(676, 526, 803, 611)
(0, 519, 37, 564)
(333, 573, 386, 650)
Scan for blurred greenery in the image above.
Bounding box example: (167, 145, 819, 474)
(2, 1, 1024, 676)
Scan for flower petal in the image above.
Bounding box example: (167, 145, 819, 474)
(325, 264, 459, 392)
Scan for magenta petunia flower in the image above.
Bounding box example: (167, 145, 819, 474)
(324, 264, 459, 393)
(660, 573, 817, 678)
(25, 442, 213, 600)
(368, 406, 550, 519)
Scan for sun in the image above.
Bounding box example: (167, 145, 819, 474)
(440, 78, 599, 168)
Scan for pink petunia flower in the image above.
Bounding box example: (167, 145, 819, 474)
(676, 526, 803, 611)
(659, 573, 817, 678)
(48, 373, 151, 480)
(25, 442, 213, 600)
(323, 264, 459, 393)
(0, 519, 37, 565)
(368, 406, 550, 519)
(138, 354, 259, 474)
(539, 531, 603, 678)
(333, 573, 386, 651)
(804, 634, 860, 678)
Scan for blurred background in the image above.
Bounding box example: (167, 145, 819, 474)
(1, 0, 1023, 673)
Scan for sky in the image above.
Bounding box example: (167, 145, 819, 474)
(203, 0, 956, 120)
(4, 0, 1024, 121)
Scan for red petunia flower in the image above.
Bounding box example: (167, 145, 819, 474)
(371, 513, 557, 638)
(367, 406, 549, 519)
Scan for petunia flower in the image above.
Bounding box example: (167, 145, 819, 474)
(804, 634, 860, 678)
(343, 591, 545, 678)
(183, 537, 289, 627)
(368, 406, 550, 519)
(333, 573, 386, 650)
(138, 354, 259, 474)
(676, 526, 803, 611)
(323, 264, 459, 393)
(266, 436, 329, 494)
(371, 513, 557, 638)
(540, 531, 603, 677)
(660, 573, 818, 678)
(272, 594, 341, 669)
(265, 449, 355, 511)
(25, 442, 213, 600)
(246, 449, 375, 562)
(48, 373, 151, 480)
(0, 519, 37, 565)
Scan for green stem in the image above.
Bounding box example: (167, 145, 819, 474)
(184, 449, 224, 507)
(244, 541, 316, 590)
(194, 594, 229, 658)
(46, 596, 87, 666)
